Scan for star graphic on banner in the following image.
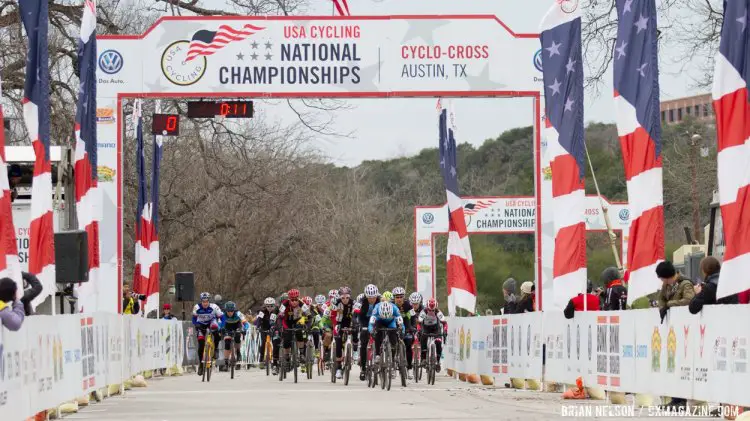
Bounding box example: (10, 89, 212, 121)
(237, 52, 244, 60)
(738, 13, 747, 32)
(545, 40, 562, 57)
(634, 15, 649, 33)
(623, 0, 633, 14)
(344, 58, 382, 92)
(400, 20, 449, 44)
(250, 52, 259, 60)
(251, 41, 259, 49)
(615, 41, 628, 60)
(450, 166, 456, 177)
(440, 158, 445, 168)
(464, 63, 507, 90)
(548, 78, 561, 96)
(564, 98, 574, 112)
(565, 58, 576, 73)
(265, 41, 272, 49)
(265, 53, 273, 60)
(637, 62, 649, 77)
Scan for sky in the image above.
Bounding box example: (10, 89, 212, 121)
(257, 0, 711, 167)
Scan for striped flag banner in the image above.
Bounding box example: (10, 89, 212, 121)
(74, 0, 101, 312)
(540, 0, 587, 308)
(186, 24, 265, 62)
(20, 0, 55, 308)
(0, 76, 22, 295)
(142, 130, 162, 316)
(714, 0, 750, 299)
(133, 100, 147, 312)
(438, 105, 477, 315)
(614, 0, 665, 304)
(333, 0, 351, 16)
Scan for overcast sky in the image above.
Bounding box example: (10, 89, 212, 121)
(258, 0, 710, 167)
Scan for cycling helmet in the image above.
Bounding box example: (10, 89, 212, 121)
(200, 292, 211, 301)
(302, 296, 313, 306)
(364, 284, 379, 298)
(392, 286, 406, 297)
(224, 301, 237, 312)
(288, 289, 300, 300)
(426, 298, 438, 311)
(382, 291, 394, 302)
(338, 286, 352, 297)
(264, 297, 276, 306)
(356, 293, 365, 302)
(314, 294, 326, 305)
(409, 292, 422, 306)
(328, 289, 338, 301)
(379, 301, 394, 319)
(280, 292, 289, 302)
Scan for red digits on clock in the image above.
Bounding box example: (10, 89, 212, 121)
(166, 115, 178, 131)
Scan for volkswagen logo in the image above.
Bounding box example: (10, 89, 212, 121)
(533, 49, 543, 72)
(619, 208, 630, 222)
(422, 212, 434, 225)
(99, 50, 123, 74)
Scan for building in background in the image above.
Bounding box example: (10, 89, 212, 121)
(660, 93, 714, 125)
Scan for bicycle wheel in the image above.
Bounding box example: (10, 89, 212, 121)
(382, 340, 392, 391)
(292, 341, 299, 384)
(344, 342, 352, 386)
(201, 339, 209, 382)
(399, 341, 407, 387)
(317, 340, 324, 376)
(265, 341, 272, 376)
(428, 343, 436, 385)
(330, 336, 337, 384)
(205, 339, 213, 383)
(412, 343, 421, 383)
(306, 341, 314, 380)
(230, 346, 236, 380)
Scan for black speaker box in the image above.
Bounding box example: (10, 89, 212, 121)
(175, 272, 194, 302)
(54, 230, 89, 283)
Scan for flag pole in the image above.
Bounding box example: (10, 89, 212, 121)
(583, 140, 622, 271)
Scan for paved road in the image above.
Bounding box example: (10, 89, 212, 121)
(67, 367, 715, 421)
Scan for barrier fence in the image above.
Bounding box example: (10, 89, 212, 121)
(445, 305, 750, 407)
(0, 314, 184, 420)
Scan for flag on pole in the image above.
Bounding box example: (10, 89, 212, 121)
(332, 0, 350, 16)
(540, 0, 587, 308)
(74, 0, 100, 312)
(132, 100, 147, 313)
(438, 105, 477, 315)
(0, 76, 21, 296)
(141, 131, 162, 316)
(714, 0, 750, 299)
(613, 0, 664, 304)
(20, 0, 55, 308)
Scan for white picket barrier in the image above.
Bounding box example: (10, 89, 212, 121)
(0, 313, 184, 420)
(445, 305, 750, 407)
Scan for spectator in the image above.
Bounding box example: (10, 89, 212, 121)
(122, 283, 141, 315)
(601, 267, 627, 310)
(162, 303, 177, 320)
(564, 279, 600, 319)
(656, 261, 695, 322)
(516, 281, 534, 313)
(20, 272, 42, 316)
(689, 256, 738, 314)
(502, 277, 518, 315)
(0, 278, 25, 331)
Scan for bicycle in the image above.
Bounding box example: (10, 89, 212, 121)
(316, 330, 328, 376)
(305, 329, 315, 380)
(410, 329, 422, 383)
(340, 327, 355, 385)
(378, 327, 399, 391)
(330, 330, 338, 384)
(395, 332, 408, 387)
(279, 327, 304, 383)
(423, 332, 442, 385)
(364, 328, 378, 388)
(261, 329, 274, 376)
(222, 330, 241, 380)
(200, 329, 215, 383)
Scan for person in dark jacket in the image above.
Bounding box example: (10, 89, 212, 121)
(502, 277, 518, 315)
(601, 267, 627, 310)
(656, 261, 695, 323)
(689, 256, 738, 314)
(20, 272, 42, 316)
(516, 282, 534, 313)
(564, 279, 600, 319)
(0, 278, 25, 331)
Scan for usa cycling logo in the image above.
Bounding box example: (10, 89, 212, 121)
(533, 49, 543, 72)
(422, 212, 435, 225)
(99, 50, 123, 74)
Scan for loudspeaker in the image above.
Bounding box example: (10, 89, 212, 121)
(175, 272, 194, 302)
(54, 230, 89, 283)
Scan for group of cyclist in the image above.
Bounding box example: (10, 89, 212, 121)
(191, 284, 447, 382)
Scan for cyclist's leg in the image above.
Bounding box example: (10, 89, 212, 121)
(388, 330, 398, 359)
(359, 329, 370, 367)
(404, 333, 414, 369)
(234, 332, 242, 360)
(196, 326, 207, 363)
(212, 330, 221, 359)
(312, 331, 320, 350)
(272, 331, 281, 366)
(352, 326, 359, 352)
(335, 332, 344, 360)
(420, 329, 429, 360)
(258, 332, 267, 361)
(374, 330, 384, 358)
(223, 331, 233, 362)
(295, 330, 305, 359)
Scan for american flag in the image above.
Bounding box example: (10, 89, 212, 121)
(438, 107, 477, 315)
(74, 0, 100, 312)
(540, 0, 587, 308)
(714, 0, 750, 299)
(463, 200, 497, 216)
(0, 76, 21, 295)
(20, 0, 55, 308)
(185, 24, 265, 62)
(332, 0, 350, 16)
(614, 0, 664, 304)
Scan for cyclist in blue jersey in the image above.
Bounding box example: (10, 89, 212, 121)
(192, 292, 223, 376)
(368, 300, 404, 367)
(219, 301, 247, 371)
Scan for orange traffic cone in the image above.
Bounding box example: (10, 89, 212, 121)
(562, 376, 587, 399)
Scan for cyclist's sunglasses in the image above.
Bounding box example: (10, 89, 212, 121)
(290, 298, 299, 302)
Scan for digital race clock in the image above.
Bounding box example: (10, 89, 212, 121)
(187, 101, 254, 118)
(151, 114, 180, 136)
